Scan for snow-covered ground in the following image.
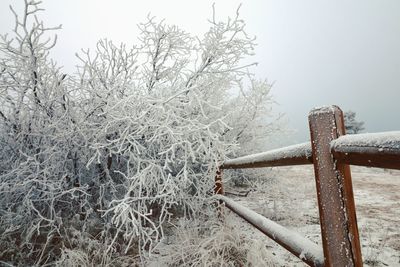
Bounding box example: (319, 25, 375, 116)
(226, 165, 400, 266)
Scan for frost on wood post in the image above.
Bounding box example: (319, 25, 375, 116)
(0, 1, 276, 265)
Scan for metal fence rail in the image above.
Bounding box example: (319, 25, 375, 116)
(215, 105, 400, 267)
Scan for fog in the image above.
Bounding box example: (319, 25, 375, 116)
(1, 0, 399, 144)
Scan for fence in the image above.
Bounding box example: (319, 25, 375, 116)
(214, 105, 400, 267)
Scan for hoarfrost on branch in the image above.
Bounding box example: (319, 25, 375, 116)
(0, 1, 278, 265)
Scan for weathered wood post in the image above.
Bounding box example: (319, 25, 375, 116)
(214, 167, 224, 216)
(215, 168, 224, 195)
(309, 106, 362, 267)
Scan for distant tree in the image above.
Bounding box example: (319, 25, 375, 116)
(344, 110, 365, 134)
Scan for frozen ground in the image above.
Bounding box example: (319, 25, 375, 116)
(226, 165, 400, 266)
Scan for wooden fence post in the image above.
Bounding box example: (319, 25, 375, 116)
(215, 168, 224, 217)
(215, 168, 224, 195)
(309, 106, 362, 267)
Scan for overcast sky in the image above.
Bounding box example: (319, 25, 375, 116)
(1, 0, 399, 144)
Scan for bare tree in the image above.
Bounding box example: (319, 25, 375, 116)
(0, 2, 278, 265)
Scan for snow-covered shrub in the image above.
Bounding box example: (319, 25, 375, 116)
(152, 212, 276, 267)
(154, 215, 248, 266)
(0, 1, 276, 265)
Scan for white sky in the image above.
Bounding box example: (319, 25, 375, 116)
(1, 0, 399, 144)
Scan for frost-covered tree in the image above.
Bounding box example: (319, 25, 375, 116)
(0, 1, 277, 265)
(344, 110, 365, 134)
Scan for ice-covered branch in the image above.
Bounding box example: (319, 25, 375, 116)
(0, 3, 278, 266)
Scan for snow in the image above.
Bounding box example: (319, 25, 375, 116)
(308, 105, 338, 116)
(222, 142, 312, 168)
(215, 194, 325, 266)
(331, 131, 400, 151)
(225, 165, 400, 266)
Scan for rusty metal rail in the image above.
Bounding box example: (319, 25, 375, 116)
(215, 105, 400, 267)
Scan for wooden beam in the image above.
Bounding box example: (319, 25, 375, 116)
(309, 106, 363, 267)
(216, 195, 324, 267)
(221, 142, 313, 169)
(331, 131, 400, 170)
